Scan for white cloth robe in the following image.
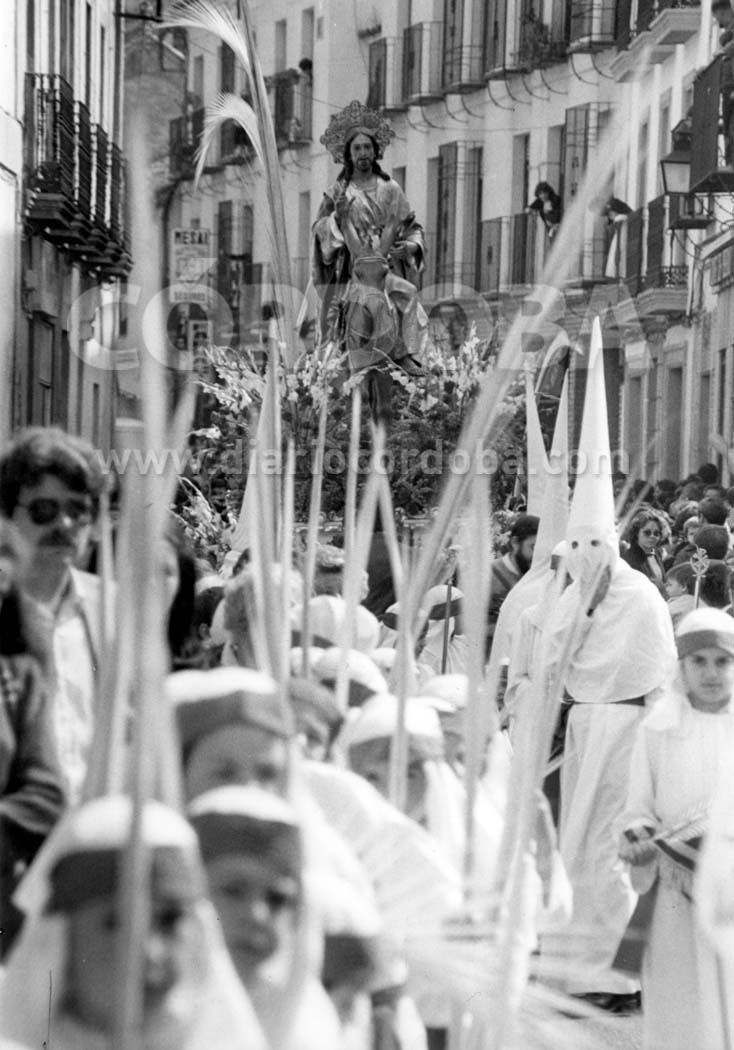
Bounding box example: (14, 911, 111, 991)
(623, 689, 734, 1050)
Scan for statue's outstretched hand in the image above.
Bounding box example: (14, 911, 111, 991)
(389, 240, 417, 261)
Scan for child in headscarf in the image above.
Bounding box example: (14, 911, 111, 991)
(0, 795, 265, 1050)
(617, 608, 734, 1050)
(189, 785, 342, 1050)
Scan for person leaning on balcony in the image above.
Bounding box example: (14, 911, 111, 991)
(527, 181, 562, 240)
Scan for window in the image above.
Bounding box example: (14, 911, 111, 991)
(85, 2, 92, 107)
(221, 43, 235, 94)
(657, 103, 670, 196)
(301, 8, 314, 60)
(99, 26, 105, 125)
(60, 0, 75, 86)
(49, 0, 56, 72)
(28, 316, 54, 426)
(392, 166, 406, 191)
(664, 367, 682, 478)
(296, 191, 311, 289)
(646, 357, 658, 478)
(193, 55, 204, 103)
(699, 372, 711, 467)
(512, 134, 530, 213)
(637, 119, 648, 209)
(92, 383, 100, 447)
(26, 0, 35, 71)
(275, 19, 287, 72)
(626, 375, 642, 472)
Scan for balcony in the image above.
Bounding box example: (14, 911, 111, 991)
(634, 0, 699, 43)
(24, 73, 131, 279)
(568, 0, 617, 52)
(267, 69, 312, 148)
(622, 195, 688, 321)
(511, 18, 567, 70)
(441, 44, 485, 93)
(368, 37, 407, 112)
(24, 74, 77, 234)
(220, 119, 255, 163)
(402, 22, 443, 105)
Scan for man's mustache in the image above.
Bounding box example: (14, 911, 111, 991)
(40, 531, 75, 547)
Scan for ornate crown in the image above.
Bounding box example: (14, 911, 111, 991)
(320, 100, 395, 163)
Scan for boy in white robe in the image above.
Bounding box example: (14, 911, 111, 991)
(618, 608, 734, 1050)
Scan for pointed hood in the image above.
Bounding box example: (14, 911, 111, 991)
(565, 318, 618, 587)
(483, 378, 570, 688)
(567, 317, 616, 538)
(525, 369, 547, 516)
(530, 375, 569, 570)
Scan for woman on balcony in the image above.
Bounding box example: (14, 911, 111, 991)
(528, 182, 562, 240)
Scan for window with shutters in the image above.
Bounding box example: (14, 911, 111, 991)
(402, 22, 442, 103)
(442, 0, 484, 89)
(646, 358, 659, 479)
(625, 208, 644, 295)
(484, 0, 509, 74)
(699, 372, 711, 467)
(60, 0, 75, 86)
(478, 218, 503, 295)
(636, 119, 648, 209)
(267, 69, 311, 146)
(568, 0, 616, 50)
(664, 367, 682, 479)
(436, 142, 458, 285)
(626, 374, 643, 474)
(690, 56, 734, 193)
(369, 36, 406, 111)
(275, 19, 287, 72)
(221, 43, 236, 94)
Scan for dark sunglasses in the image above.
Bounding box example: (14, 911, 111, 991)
(18, 497, 93, 526)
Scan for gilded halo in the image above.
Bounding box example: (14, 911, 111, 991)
(320, 100, 395, 163)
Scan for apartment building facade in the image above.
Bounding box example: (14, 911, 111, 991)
(165, 0, 734, 481)
(1, 0, 132, 450)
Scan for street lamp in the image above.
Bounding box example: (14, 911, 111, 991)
(660, 119, 712, 230)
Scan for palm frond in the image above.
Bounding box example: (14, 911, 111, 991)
(195, 93, 264, 187)
(165, 1, 253, 80)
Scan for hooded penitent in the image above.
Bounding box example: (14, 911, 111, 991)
(487, 377, 569, 699)
(548, 320, 676, 702)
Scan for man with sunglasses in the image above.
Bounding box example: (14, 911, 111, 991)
(0, 427, 108, 803)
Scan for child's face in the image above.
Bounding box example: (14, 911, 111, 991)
(685, 520, 700, 543)
(666, 576, 686, 599)
(681, 646, 734, 709)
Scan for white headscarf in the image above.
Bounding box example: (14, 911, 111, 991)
(1, 796, 266, 1050)
(645, 607, 734, 733)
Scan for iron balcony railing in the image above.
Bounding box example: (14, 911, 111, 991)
(93, 124, 109, 229)
(75, 100, 93, 217)
(25, 73, 76, 200)
(568, 0, 617, 50)
(24, 73, 131, 277)
(624, 194, 689, 295)
(633, 0, 699, 36)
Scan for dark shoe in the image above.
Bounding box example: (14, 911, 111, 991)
(574, 991, 641, 1015)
